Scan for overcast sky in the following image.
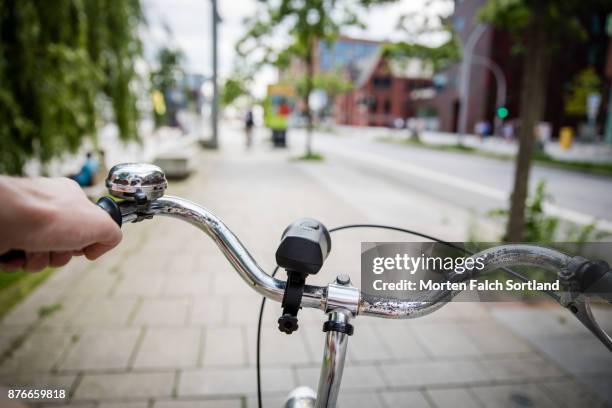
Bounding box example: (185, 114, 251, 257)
(142, 0, 451, 97)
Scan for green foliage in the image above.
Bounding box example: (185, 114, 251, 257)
(564, 67, 602, 116)
(221, 77, 248, 107)
(149, 47, 184, 127)
(385, 0, 459, 71)
(383, 39, 460, 72)
(489, 180, 607, 243)
(236, 0, 398, 90)
(288, 71, 352, 100)
(0, 268, 55, 319)
(478, 0, 607, 48)
(0, 0, 143, 174)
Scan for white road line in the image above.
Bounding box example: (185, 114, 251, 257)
(322, 143, 612, 233)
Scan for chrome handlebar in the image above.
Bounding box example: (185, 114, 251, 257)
(101, 163, 611, 351)
(116, 195, 574, 318)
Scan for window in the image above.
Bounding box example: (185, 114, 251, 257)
(384, 99, 391, 114)
(373, 76, 391, 89)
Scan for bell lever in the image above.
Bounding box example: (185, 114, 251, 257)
(275, 218, 331, 334)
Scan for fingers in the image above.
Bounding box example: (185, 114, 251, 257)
(82, 242, 117, 261)
(50, 251, 73, 267)
(0, 257, 25, 272)
(24, 252, 50, 272)
(1, 251, 78, 272)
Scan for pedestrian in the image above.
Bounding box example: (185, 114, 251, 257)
(245, 108, 255, 148)
(0, 176, 122, 272)
(69, 151, 99, 187)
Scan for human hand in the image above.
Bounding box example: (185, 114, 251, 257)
(0, 176, 122, 272)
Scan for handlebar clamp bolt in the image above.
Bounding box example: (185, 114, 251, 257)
(336, 274, 351, 286)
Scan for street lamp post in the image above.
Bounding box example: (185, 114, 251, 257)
(472, 55, 507, 135)
(209, 0, 219, 149)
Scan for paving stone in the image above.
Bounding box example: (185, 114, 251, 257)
(165, 253, 203, 275)
(189, 296, 225, 325)
(1, 288, 66, 326)
(374, 323, 429, 360)
(412, 322, 481, 357)
(73, 372, 175, 400)
(0, 325, 30, 356)
(202, 327, 246, 366)
(161, 274, 208, 296)
(345, 324, 393, 362)
(114, 274, 165, 297)
(67, 272, 119, 296)
(38, 297, 89, 328)
(59, 328, 140, 371)
(471, 383, 558, 408)
(295, 364, 385, 391)
(459, 321, 532, 355)
(246, 394, 289, 408)
(133, 328, 201, 369)
(0, 373, 76, 394)
(380, 390, 431, 408)
(481, 354, 564, 381)
(539, 379, 608, 408)
(0, 329, 75, 374)
(69, 298, 138, 327)
(98, 402, 149, 408)
(337, 391, 386, 408)
(246, 326, 311, 366)
(582, 375, 612, 406)
(425, 388, 480, 408)
(531, 336, 612, 376)
(178, 367, 295, 396)
(154, 399, 242, 408)
(381, 360, 489, 387)
(131, 299, 190, 326)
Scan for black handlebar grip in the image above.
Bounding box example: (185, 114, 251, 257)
(96, 196, 122, 227)
(0, 197, 122, 265)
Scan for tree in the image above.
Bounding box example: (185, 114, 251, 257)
(0, 0, 143, 175)
(149, 47, 185, 128)
(287, 71, 352, 117)
(383, 0, 459, 71)
(237, 0, 397, 157)
(479, 0, 609, 242)
(564, 67, 602, 117)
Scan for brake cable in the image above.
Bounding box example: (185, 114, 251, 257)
(255, 224, 557, 408)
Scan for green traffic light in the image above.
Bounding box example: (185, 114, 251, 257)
(497, 106, 509, 119)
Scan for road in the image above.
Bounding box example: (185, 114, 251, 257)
(289, 128, 612, 233)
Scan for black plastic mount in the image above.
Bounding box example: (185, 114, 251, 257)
(323, 320, 354, 336)
(275, 218, 331, 335)
(278, 271, 305, 334)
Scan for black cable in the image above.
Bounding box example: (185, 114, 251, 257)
(255, 223, 558, 408)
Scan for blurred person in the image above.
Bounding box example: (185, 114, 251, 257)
(502, 122, 514, 142)
(245, 108, 254, 148)
(69, 151, 99, 187)
(0, 176, 122, 272)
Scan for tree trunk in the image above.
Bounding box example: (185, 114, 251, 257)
(505, 18, 550, 242)
(305, 47, 314, 157)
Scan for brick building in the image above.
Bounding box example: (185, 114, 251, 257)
(425, 0, 612, 137)
(284, 36, 433, 127)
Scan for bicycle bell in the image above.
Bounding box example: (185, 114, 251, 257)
(105, 163, 167, 202)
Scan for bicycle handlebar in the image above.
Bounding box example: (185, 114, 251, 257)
(111, 195, 601, 319)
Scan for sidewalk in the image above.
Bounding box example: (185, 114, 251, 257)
(0, 125, 610, 408)
(334, 125, 612, 164)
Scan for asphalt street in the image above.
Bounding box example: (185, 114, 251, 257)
(290, 129, 612, 233)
